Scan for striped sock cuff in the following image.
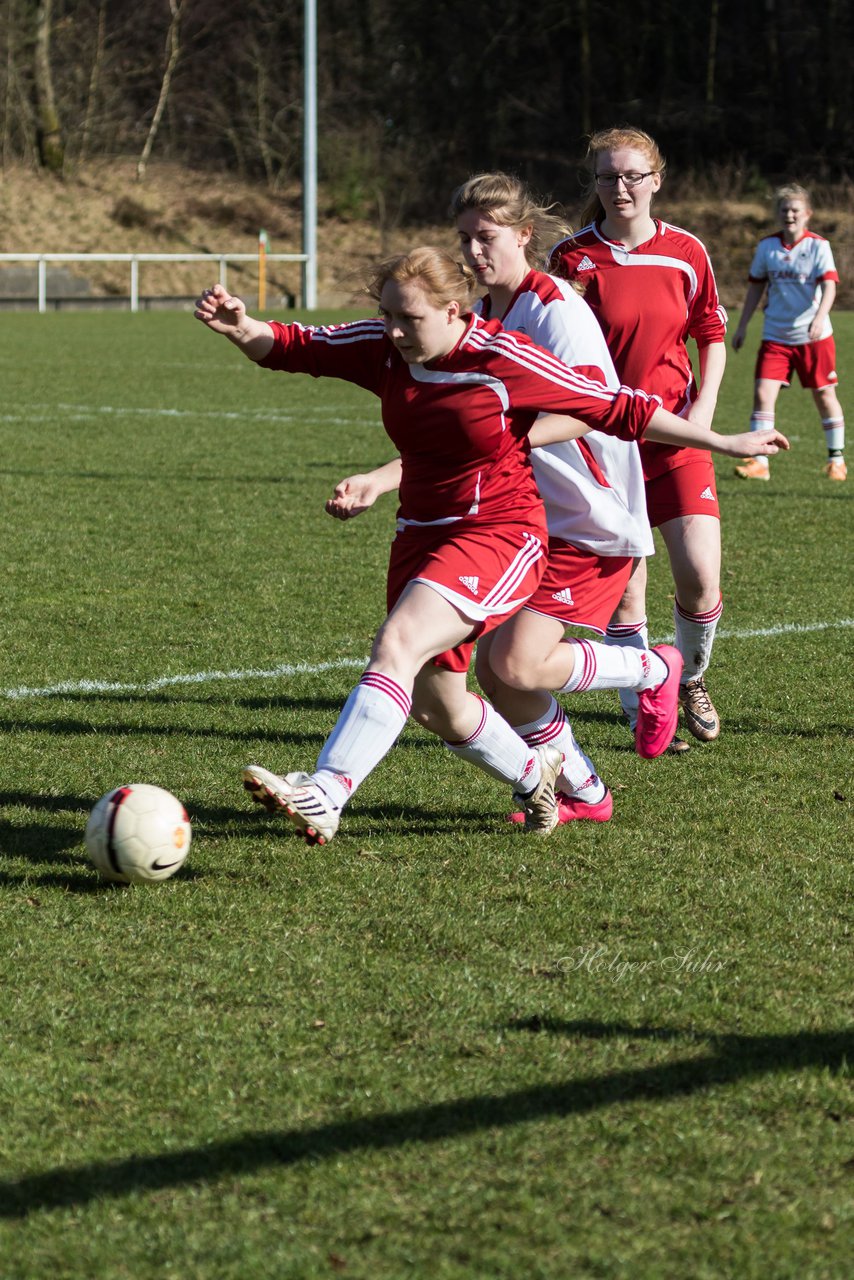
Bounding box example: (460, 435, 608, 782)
(521, 703, 568, 750)
(675, 595, 723, 626)
(446, 694, 487, 749)
(568, 639, 597, 692)
(606, 618, 648, 640)
(359, 671, 412, 720)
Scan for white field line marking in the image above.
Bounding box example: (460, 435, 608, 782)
(0, 659, 368, 702)
(656, 618, 854, 646)
(1, 403, 369, 427)
(1, 618, 852, 703)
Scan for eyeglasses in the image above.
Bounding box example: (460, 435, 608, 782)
(595, 172, 655, 188)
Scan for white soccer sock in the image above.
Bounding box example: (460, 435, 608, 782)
(747, 412, 774, 469)
(314, 670, 411, 809)
(444, 695, 541, 792)
(822, 416, 845, 457)
(512, 696, 606, 800)
(558, 637, 666, 694)
(674, 596, 723, 683)
(605, 618, 649, 729)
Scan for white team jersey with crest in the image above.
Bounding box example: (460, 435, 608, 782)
(749, 231, 839, 345)
(477, 271, 653, 557)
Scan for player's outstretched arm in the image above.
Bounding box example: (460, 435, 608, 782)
(645, 408, 789, 457)
(707, 427, 790, 458)
(193, 283, 275, 361)
(325, 458, 403, 521)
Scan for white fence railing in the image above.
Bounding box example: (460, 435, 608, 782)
(0, 252, 309, 312)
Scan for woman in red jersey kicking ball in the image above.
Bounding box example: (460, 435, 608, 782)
(551, 127, 728, 753)
(195, 248, 786, 847)
(328, 177, 788, 830)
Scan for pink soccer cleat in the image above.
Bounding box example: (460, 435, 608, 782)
(635, 644, 684, 759)
(508, 786, 613, 826)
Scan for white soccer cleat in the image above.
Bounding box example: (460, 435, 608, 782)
(242, 764, 340, 845)
(512, 743, 563, 836)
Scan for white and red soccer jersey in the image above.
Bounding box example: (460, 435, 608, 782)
(748, 231, 839, 345)
(476, 270, 653, 557)
(550, 220, 727, 479)
(258, 313, 661, 526)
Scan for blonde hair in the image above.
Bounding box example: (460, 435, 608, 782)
(367, 246, 477, 311)
(775, 183, 811, 210)
(449, 172, 571, 269)
(579, 127, 666, 227)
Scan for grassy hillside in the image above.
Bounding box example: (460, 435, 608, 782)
(1, 159, 853, 309)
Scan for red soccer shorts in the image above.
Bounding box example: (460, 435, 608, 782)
(755, 336, 839, 389)
(386, 519, 547, 673)
(523, 540, 634, 633)
(645, 456, 720, 526)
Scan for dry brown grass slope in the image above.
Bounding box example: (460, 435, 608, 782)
(1, 160, 852, 310)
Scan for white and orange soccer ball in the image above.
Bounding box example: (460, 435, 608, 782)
(85, 784, 192, 884)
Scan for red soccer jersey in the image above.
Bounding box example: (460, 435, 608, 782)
(258, 313, 661, 525)
(551, 220, 727, 479)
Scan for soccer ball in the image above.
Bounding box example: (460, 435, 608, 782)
(85, 784, 192, 884)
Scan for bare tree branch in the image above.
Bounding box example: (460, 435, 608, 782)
(136, 0, 182, 182)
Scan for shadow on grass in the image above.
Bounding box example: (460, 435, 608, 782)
(0, 713, 331, 748)
(1, 1021, 849, 1218)
(25, 690, 351, 712)
(0, 714, 440, 753)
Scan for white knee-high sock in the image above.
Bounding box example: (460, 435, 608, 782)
(315, 671, 411, 809)
(558, 637, 666, 694)
(822, 416, 845, 457)
(674, 596, 723, 683)
(444, 695, 542, 792)
(748, 412, 774, 470)
(605, 618, 649, 728)
(512, 696, 606, 800)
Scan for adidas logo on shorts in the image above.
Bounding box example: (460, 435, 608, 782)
(459, 575, 480, 595)
(551, 588, 575, 605)
(699, 486, 715, 501)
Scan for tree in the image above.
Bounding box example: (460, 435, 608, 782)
(33, 0, 64, 170)
(136, 0, 183, 181)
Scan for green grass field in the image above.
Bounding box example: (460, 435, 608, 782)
(0, 307, 851, 1279)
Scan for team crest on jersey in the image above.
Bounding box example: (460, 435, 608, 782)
(577, 255, 596, 272)
(551, 588, 575, 605)
(459, 575, 480, 595)
(699, 486, 715, 501)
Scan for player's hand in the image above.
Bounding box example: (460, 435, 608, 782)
(325, 474, 383, 520)
(722, 427, 790, 457)
(193, 283, 247, 333)
(731, 331, 745, 352)
(807, 319, 824, 343)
